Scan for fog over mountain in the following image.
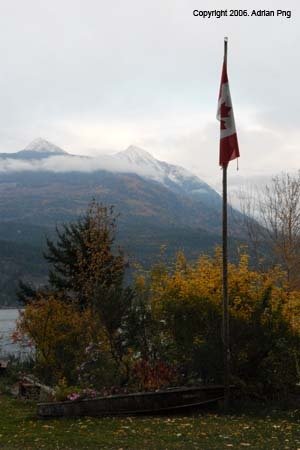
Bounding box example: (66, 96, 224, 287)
(0, 138, 219, 201)
(0, 139, 165, 176)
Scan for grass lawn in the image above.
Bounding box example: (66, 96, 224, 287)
(0, 395, 300, 449)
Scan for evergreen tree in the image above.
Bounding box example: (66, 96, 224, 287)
(18, 201, 127, 309)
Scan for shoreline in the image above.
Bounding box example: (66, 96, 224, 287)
(0, 306, 22, 310)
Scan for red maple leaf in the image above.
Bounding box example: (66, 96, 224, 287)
(220, 102, 231, 130)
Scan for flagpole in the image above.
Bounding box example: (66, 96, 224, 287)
(222, 36, 230, 412)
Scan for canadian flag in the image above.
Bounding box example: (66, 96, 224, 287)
(217, 54, 240, 167)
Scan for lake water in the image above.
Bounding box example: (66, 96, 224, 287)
(0, 308, 32, 358)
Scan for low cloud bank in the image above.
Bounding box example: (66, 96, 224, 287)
(0, 153, 161, 180)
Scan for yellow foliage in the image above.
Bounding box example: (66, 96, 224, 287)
(17, 294, 98, 383)
(145, 248, 300, 333)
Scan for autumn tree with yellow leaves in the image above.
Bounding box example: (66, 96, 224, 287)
(18, 202, 135, 387)
(134, 249, 300, 396)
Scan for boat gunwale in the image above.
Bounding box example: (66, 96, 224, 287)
(38, 385, 226, 408)
(38, 396, 225, 418)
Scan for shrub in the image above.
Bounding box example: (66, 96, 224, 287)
(16, 295, 93, 385)
(139, 249, 300, 397)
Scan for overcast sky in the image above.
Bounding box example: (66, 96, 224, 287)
(0, 0, 298, 191)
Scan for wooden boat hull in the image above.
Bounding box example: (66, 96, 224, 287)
(37, 385, 225, 418)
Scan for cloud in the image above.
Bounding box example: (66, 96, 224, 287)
(0, 0, 298, 189)
(0, 153, 161, 179)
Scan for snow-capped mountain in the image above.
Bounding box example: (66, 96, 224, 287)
(0, 138, 68, 160)
(24, 138, 67, 155)
(116, 145, 220, 202)
(116, 146, 163, 176)
(0, 139, 222, 207)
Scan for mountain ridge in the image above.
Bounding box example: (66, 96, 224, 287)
(0, 139, 220, 205)
(0, 138, 245, 305)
